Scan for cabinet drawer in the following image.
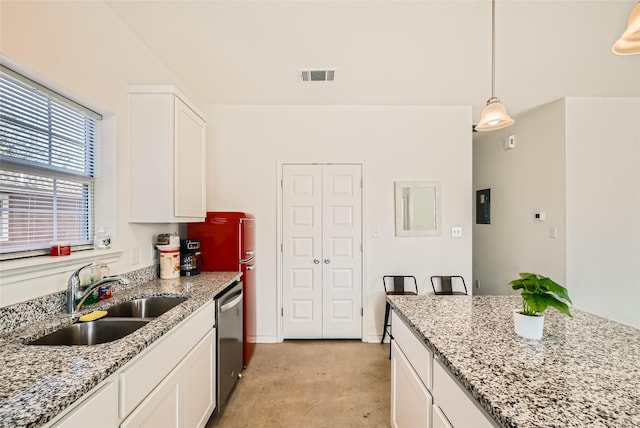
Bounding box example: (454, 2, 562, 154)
(119, 300, 214, 417)
(391, 310, 432, 390)
(432, 358, 497, 428)
(51, 379, 117, 428)
(391, 340, 432, 428)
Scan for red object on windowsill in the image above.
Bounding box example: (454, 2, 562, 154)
(50, 242, 71, 256)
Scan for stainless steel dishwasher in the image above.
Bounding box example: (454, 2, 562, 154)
(216, 280, 243, 413)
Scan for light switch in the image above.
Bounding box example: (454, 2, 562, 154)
(451, 226, 463, 238)
(550, 226, 557, 239)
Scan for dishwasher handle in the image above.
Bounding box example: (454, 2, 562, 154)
(220, 291, 243, 312)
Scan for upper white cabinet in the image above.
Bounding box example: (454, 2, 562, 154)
(129, 86, 207, 223)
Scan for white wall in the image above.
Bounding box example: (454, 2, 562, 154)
(565, 97, 640, 328)
(474, 97, 640, 328)
(473, 100, 567, 295)
(204, 105, 473, 342)
(0, 1, 193, 305)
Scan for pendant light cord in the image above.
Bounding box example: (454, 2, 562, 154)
(491, 0, 496, 98)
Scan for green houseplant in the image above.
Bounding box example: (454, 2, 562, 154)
(509, 273, 572, 339)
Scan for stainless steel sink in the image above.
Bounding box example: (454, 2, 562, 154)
(104, 297, 187, 318)
(28, 319, 149, 346)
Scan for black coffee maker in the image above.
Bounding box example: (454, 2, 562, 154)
(180, 239, 203, 276)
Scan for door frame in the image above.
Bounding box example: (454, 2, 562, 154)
(276, 162, 365, 342)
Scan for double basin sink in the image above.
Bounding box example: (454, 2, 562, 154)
(28, 297, 187, 346)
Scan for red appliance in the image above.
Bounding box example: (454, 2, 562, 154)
(188, 212, 256, 368)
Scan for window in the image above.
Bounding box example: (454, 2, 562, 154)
(0, 66, 101, 259)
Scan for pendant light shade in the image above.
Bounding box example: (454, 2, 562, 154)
(475, 0, 514, 132)
(475, 97, 515, 131)
(612, 2, 640, 55)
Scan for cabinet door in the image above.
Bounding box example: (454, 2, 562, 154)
(121, 366, 183, 428)
(184, 329, 216, 428)
(432, 359, 496, 428)
(53, 380, 117, 428)
(432, 405, 453, 428)
(174, 97, 206, 218)
(391, 340, 431, 428)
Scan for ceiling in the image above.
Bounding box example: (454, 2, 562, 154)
(105, 0, 640, 123)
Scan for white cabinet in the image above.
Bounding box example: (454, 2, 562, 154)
(121, 366, 183, 428)
(391, 340, 432, 428)
(432, 405, 453, 428)
(184, 329, 216, 428)
(49, 300, 216, 428)
(432, 358, 496, 428)
(391, 309, 497, 428)
(121, 328, 215, 428)
(129, 86, 206, 223)
(51, 379, 118, 428)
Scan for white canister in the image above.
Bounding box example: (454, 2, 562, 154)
(159, 248, 181, 279)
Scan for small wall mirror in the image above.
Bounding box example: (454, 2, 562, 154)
(395, 181, 441, 236)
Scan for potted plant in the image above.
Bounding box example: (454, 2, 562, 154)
(509, 273, 572, 340)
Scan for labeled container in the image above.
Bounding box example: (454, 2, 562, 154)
(159, 248, 181, 279)
(96, 262, 112, 300)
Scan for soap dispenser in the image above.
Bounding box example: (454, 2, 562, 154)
(94, 226, 111, 250)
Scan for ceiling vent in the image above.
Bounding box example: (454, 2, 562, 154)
(299, 69, 336, 82)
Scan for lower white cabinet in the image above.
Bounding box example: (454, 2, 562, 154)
(390, 309, 497, 428)
(121, 329, 216, 428)
(432, 358, 496, 428)
(53, 379, 118, 428)
(184, 329, 216, 428)
(47, 301, 216, 428)
(391, 340, 432, 428)
(121, 365, 183, 428)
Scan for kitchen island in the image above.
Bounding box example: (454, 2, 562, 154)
(388, 294, 640, 428)
(0, 271, 240, 427)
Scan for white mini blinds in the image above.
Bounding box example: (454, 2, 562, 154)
(0, 66, 100, 258)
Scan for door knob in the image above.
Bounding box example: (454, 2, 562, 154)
(324, 259, 331, 264)
(313, 259, 320, 264)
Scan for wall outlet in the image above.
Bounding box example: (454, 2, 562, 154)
(131, 246, 139, 265)
(475, 279, 480, 289)
(451, 226, 463, 238)
(151, 243, 158, 261)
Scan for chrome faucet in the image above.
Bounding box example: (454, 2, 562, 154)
(67, 263, 126, 314)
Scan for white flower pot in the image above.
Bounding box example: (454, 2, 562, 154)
(513, 310, 544, 340)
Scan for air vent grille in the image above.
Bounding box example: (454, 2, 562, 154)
(299, 69, 336, 82)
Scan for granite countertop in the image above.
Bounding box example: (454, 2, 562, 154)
(388, 294, 640, 428)
(0, 271, 240, 428)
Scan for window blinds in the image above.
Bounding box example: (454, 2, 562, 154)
(0, 68, 98, 258)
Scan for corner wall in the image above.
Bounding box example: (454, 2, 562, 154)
(204, 105, 473, 342)
(473, 100, 567, 295)
(474, 97, 640, 328)
(565, 97, 640, 328)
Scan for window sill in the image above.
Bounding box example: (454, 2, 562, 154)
(0, 249, 123, 285)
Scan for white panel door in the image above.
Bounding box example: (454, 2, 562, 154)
(321, 164, 362, 338)
(282, 165, 324, 338)
(282, 164, 362, 339)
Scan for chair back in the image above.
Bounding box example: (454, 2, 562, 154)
(383, 275, 418, 295)
(430, 276, 468, 295)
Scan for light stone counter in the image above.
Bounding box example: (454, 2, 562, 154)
(388, 294, 640, 428)
(0, 271, 240, 428)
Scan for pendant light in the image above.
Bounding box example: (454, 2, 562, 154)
(475, 0, 514, 132)
(612, 2, 640, 55)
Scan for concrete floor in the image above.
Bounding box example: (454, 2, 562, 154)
(206, 340, 391, 427)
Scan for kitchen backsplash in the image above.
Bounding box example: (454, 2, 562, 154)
(0, 265, 159, 336)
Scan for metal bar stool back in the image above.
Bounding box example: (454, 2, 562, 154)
(381, 275, 418, 346)
(430, 275, 468, 295)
